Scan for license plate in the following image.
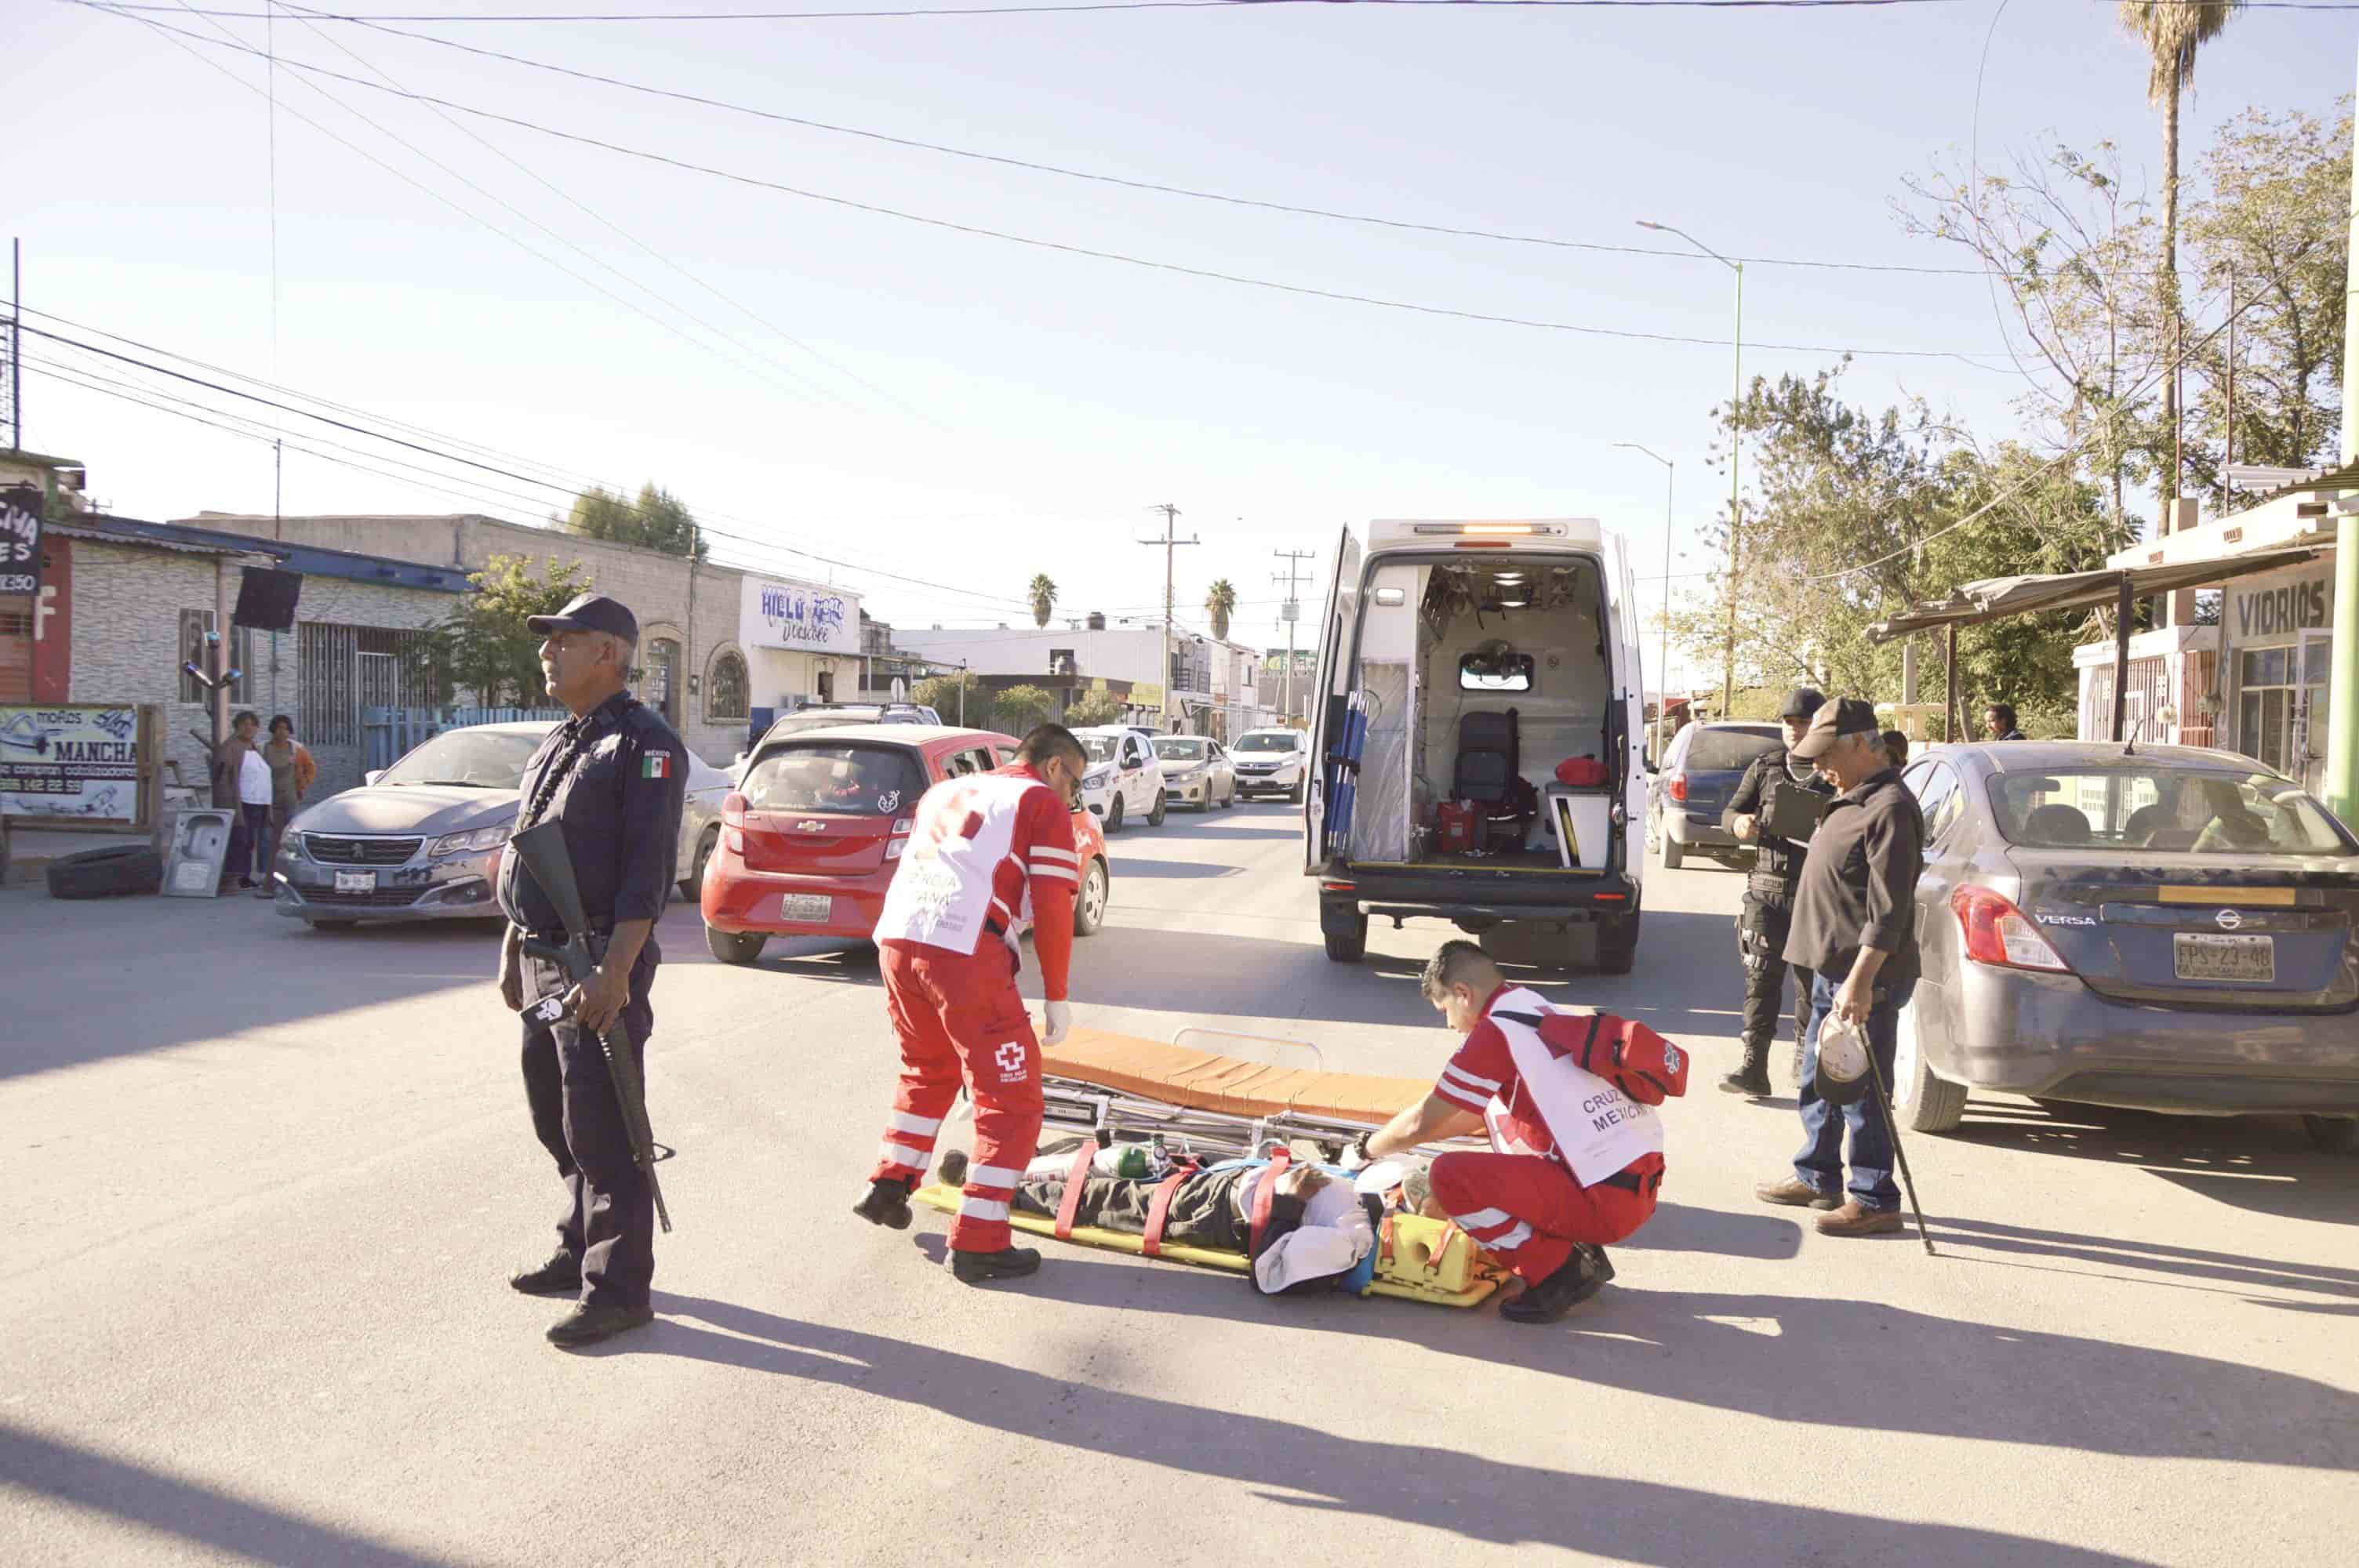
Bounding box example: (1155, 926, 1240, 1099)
(780, 893, 832, 924)
(2173, 932, 2275, 982)
(335, 870, 376, 894)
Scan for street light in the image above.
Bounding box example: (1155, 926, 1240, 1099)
(1615, 442, 1675, 760)
(1639, 219, 1743, 718)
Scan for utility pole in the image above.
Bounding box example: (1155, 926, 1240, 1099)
(1140, 503, 1198, 730)
(1272, 546, 1316, 723)
(2324, 40, 2359, 828)
(7, 238, 20, 454)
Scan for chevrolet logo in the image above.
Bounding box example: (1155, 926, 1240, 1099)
(2214, 909, 2245, 931)
(795, 821, 828, 834)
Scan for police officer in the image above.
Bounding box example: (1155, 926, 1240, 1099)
(1717, 688, 1833, 1098)
(495, 592, 688, 1348)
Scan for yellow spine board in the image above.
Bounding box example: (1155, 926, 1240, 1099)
(911, 1182, 1501, 1308)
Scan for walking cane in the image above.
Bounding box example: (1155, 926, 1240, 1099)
(1860, 1047, 1936, 1256)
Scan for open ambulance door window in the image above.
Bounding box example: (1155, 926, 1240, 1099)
(1459, 649, 1534, 691)
(1305, 523, 1361, 873)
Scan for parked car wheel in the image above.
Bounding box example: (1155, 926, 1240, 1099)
(1074, 856, 1110, 936)
(1289, 778, 1304, 804)
(2303, 1115, 2357, 1155)
(1594, 910, 1640, 975)
(1659, 834, 1685, 870)
(706, 927, 769, 965)
(1148, 789, 1167, 827)
(1104, 795, 1125, 834)
(1324, 925, 1366, 963)
(46, 845, 164, 900)
(678, 825, 719, 902)
(1894, 997, 1968, 1133)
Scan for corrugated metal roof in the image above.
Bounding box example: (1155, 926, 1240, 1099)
(49, 517, 268, 558)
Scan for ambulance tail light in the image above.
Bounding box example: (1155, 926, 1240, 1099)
(1953, 885, 2070, 973)
(722, 792, 747, 855)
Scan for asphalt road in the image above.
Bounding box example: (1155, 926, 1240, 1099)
(4, 801, 2354, 1566)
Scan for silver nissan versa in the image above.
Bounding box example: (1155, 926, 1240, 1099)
(1888, 741, 2359, 1153)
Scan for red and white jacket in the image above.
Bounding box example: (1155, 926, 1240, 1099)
(1431, 985, 1667, 1189)
(872, 764, 1079, 1000)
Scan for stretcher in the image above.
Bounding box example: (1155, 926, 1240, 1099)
(912, 1025, 1508, 1308)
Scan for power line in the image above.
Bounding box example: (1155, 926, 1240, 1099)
(78, 6, 2016, 362)
(223, 0, 2029, 280)
(91, 2, 1979, 23)
(21, 319, 1042, 612)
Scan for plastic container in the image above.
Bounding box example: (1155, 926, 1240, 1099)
(1435, 800, 1478, 855)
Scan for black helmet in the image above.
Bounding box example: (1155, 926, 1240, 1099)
(1780, 688, 1826, 721)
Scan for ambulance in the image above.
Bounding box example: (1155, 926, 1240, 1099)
(1303, 520, 1650, 971)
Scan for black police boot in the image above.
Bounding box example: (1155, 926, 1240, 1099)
(545, 1301, 655, 1348)
(950, 1246, 1042, 1283)
(853, 1175, 914, 1231)
(1719, 1047, 1774, 1098)
(1499, 1244, 1616, 1323)
(508, 1250, 583, 1297)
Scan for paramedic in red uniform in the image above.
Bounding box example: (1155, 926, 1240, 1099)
(852, 724, 1091, 1283)
(1362, 942, 1664, 1323)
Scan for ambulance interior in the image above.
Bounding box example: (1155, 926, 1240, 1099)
(1345, 554, 1619, 869)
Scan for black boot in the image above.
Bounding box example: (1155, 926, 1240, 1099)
(1500, 1244, 1615, 1323)
(508, 1250, 583, 1297)
(1719, 1046, 1773, 1098)
(853, 1175, 914, 1230)
(951, 1246, 1041, 1283)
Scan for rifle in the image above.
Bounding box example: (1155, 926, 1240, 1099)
(510, 819, 673, 1233)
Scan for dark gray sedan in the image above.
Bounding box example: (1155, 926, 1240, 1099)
(271, 721, 729, 928)
(1891, 741, 2359, 1153)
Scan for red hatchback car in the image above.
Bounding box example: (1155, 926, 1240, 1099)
(700, 724, 1110, 964)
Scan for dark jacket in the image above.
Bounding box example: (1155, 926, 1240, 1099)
(1724, 747, 1834, 889)
(1783, 768, 1926, 988)
(496, 691, 688, 936)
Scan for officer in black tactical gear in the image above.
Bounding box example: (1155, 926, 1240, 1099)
(1717, 688, 1834, 1098)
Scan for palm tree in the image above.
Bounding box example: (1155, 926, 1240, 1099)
(1027, 572, 1058, 629)
(1204, 579, 1238, 641)
(2117, 0, 2245, 504)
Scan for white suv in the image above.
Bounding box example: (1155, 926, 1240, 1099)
(1072, 726, 1167, 832)
(1230, 728, 1310, 801)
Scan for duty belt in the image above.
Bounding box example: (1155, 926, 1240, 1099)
(513, 918, 615, 945)
(1748, 872, 1798, 898)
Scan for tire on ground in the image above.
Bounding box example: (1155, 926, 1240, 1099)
(706, 927, 769, 965)
(1896, 1000, 1968, 1133)
(46, 845, 164, 900)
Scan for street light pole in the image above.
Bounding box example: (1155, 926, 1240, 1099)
(1615, 443, 1675, 760)
(1640, 220, 1744, 718)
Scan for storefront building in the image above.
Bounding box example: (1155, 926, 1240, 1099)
(738, 575, 863, 711)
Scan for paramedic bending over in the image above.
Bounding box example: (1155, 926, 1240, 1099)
(852, 724, 1092, 1284)
(1362, 942, 1664, 1323)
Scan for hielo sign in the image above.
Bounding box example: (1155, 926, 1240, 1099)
(740, 576, 858, 657)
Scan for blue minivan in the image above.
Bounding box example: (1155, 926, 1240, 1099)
(1648, 721, 1783, 869)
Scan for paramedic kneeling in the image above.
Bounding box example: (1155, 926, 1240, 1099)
(852, 724, 1091, 1283)
(1362, 942, 1664, 1323)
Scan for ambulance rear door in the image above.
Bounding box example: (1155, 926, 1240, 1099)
(1607, 527, 1647, 892)
(1303, 523, 1362, 874)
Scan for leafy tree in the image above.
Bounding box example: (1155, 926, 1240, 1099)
(2117, 0, 2249, 499)
(990, 684, 1056, 736)
(1028, 573, 1058, 629)
(1064, 691, 1124, 728)
(560, 482, 707, 561)
(2181, 100, 2351, 502)
(913, 671, 983, 724)
(413, 554, 594, 707)
(1204, 579, 1238, 641)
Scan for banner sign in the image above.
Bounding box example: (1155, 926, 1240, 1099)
(0, 488, 42, 597)
(740, 577, 859, 656)
(1, 703, 140, 819)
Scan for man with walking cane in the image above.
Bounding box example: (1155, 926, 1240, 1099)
(1752, 699, 1927, 1239)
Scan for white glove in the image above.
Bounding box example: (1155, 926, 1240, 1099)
(1041, 1000, 1073, 1047)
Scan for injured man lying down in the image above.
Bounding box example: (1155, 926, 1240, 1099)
(941, 1142, 1427, 1294)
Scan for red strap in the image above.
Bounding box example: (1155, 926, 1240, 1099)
(1247, 1145, 1293, 1258)
(1052, 1141, 1097, 1240)
(1427, 1221, 1463, 1276)
(1140, 1161, 1198, 1258)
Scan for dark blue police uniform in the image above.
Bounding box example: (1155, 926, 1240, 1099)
(499, 689, 688, 1311)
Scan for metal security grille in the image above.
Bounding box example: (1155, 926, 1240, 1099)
(706, 649, 747, 720)
(301, 623, 437, 746)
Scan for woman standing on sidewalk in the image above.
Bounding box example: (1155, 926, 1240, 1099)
(260, 715, 315, 893)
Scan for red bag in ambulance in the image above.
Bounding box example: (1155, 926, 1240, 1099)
(1492, 1007, 1689, 1105)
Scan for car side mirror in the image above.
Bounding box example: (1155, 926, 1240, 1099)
(363, 770, 384, 786)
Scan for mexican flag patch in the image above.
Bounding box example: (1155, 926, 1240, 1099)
(642, 753, 672, 780)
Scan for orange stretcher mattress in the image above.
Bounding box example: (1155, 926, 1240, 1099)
(1043, 1028, 1431, 1126)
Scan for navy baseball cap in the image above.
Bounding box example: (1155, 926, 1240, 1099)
(527, 592, 638, 644)
(1780, 687, 1826, 720)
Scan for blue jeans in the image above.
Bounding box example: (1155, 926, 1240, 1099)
(1794, 966, 1915, 1210)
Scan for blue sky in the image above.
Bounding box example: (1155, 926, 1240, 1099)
(8, 1, 2354, 662)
